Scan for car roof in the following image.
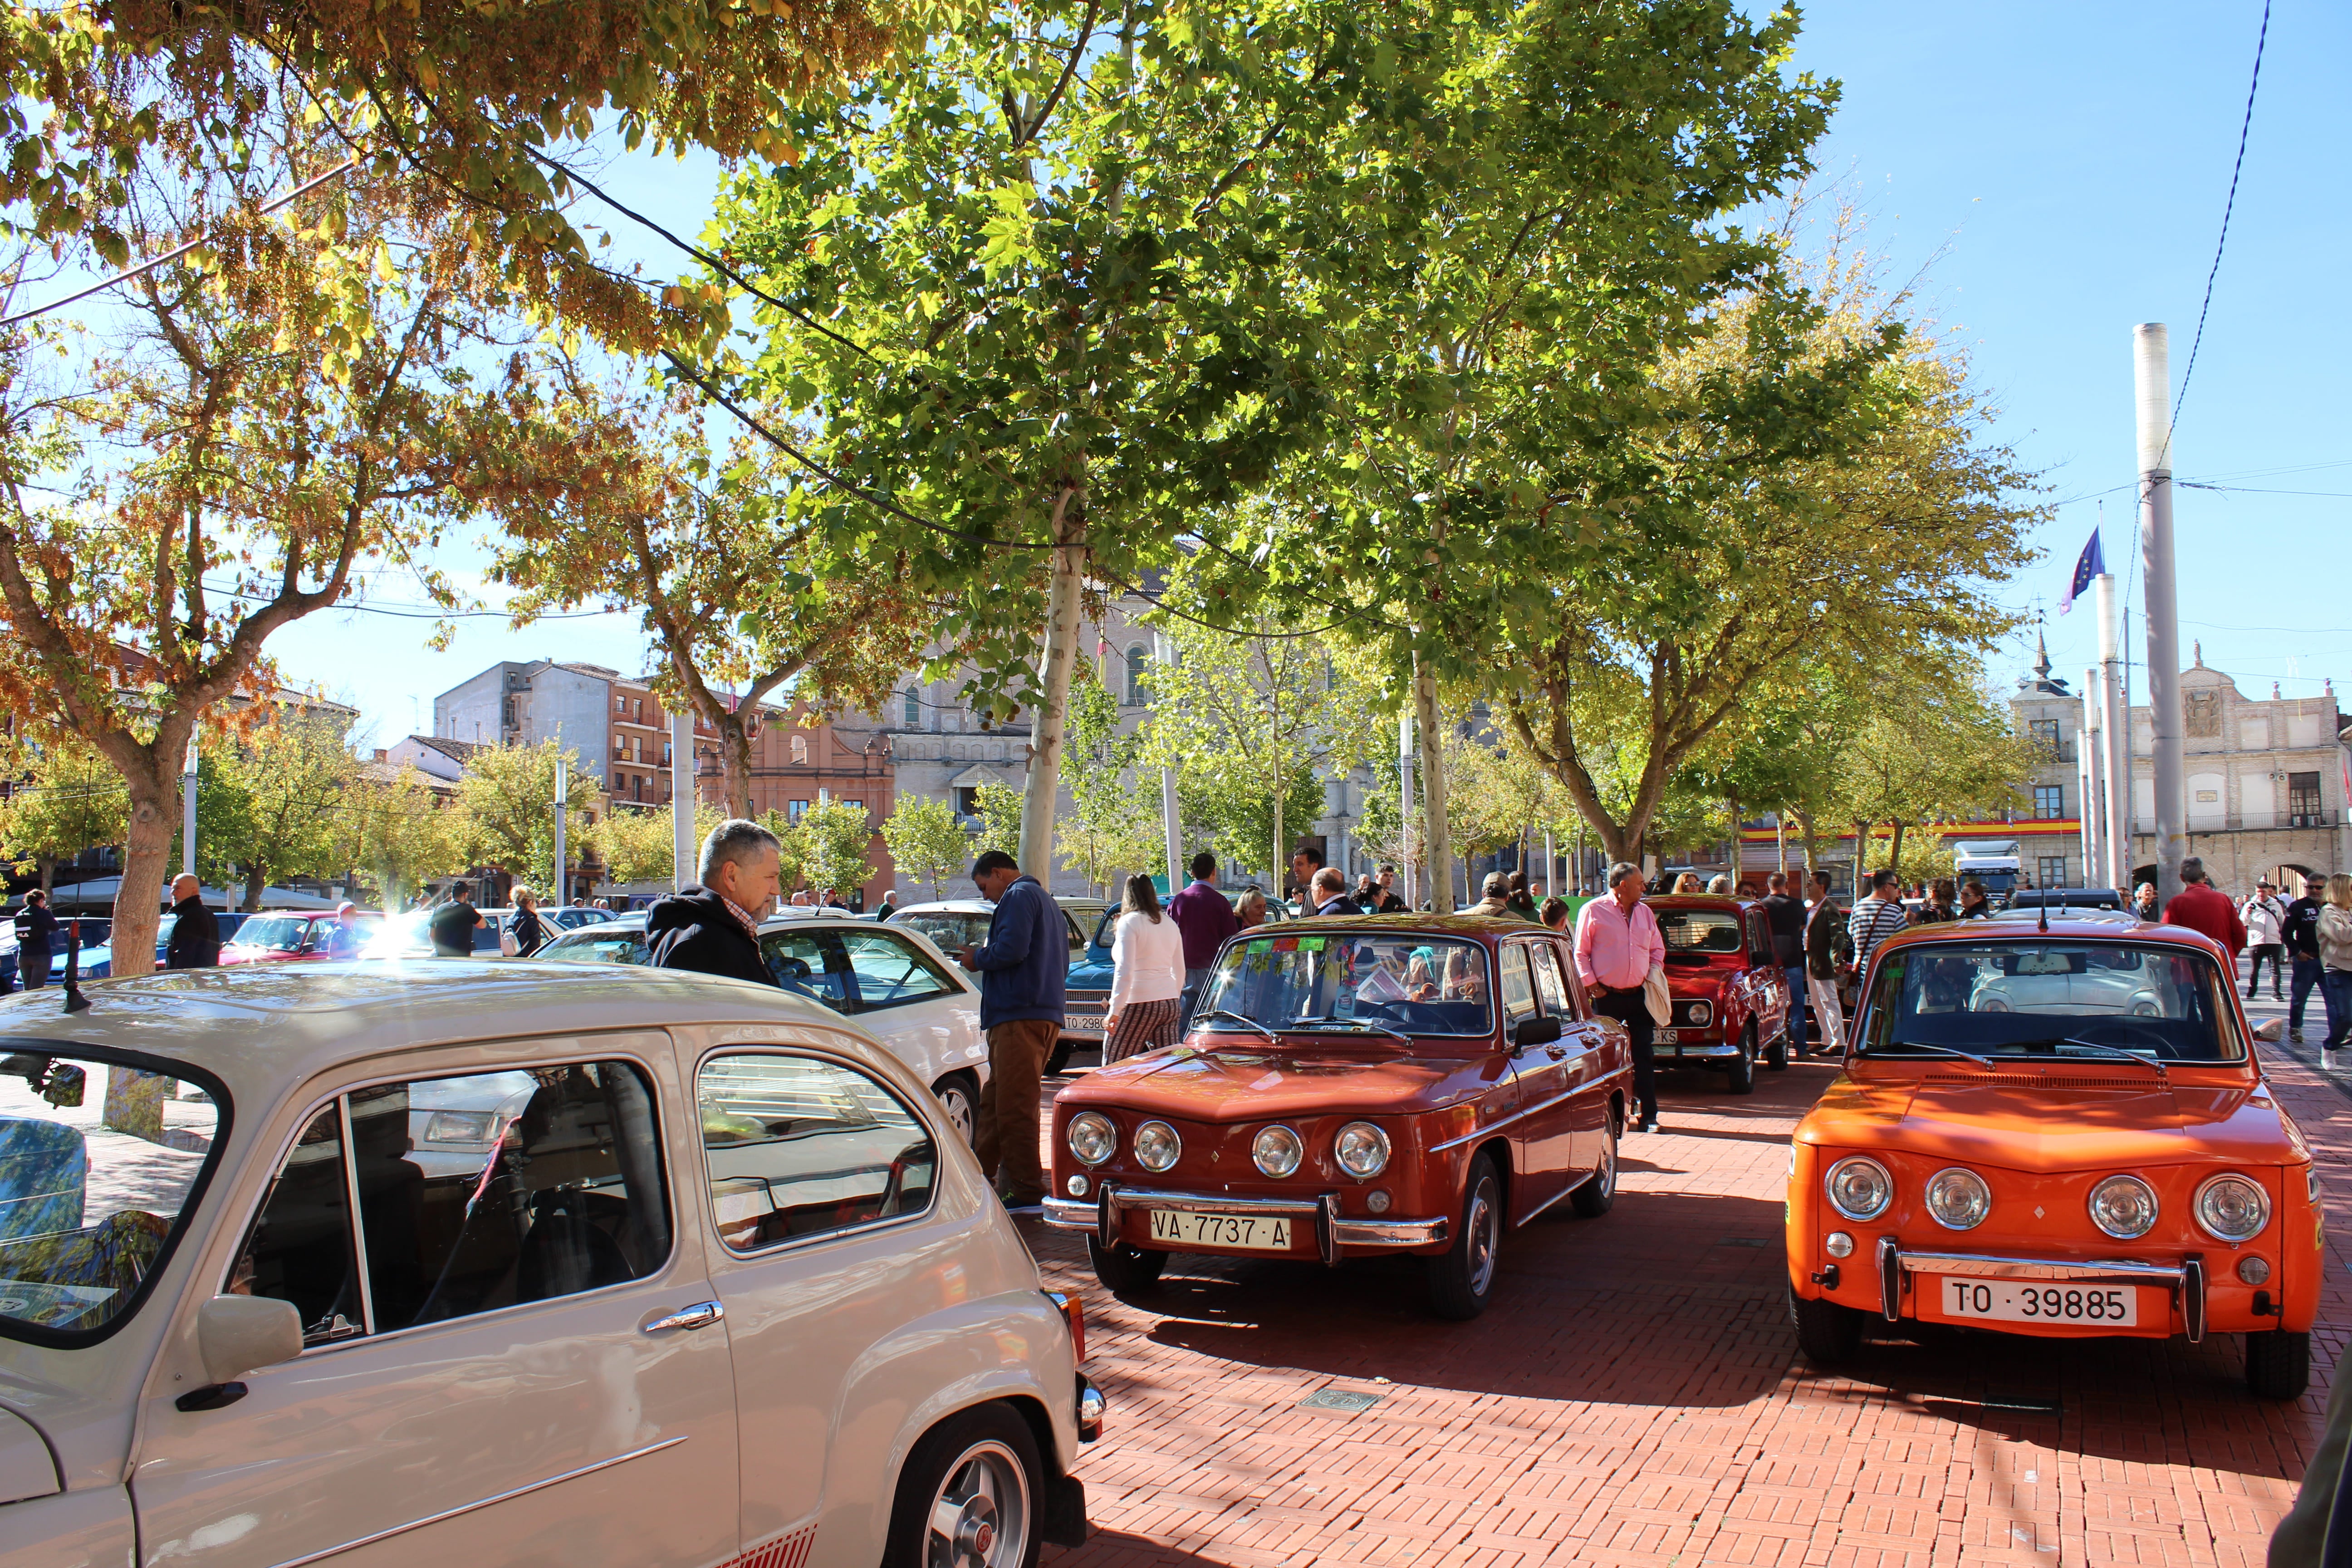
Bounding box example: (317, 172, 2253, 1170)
(1873, 911, 2226, 957)
(1235, 912, 1540, 942)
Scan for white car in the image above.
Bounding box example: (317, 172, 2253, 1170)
(0, 963, 1099, 1567)
(888, 899, 1098, 1073)
(536, 913, 991, 1144)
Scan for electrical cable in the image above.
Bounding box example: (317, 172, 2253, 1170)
(2166, 0, 2270, 453)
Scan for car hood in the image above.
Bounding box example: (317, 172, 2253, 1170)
(1800, 1069, 2304, 1172)
(1063, 1039, 1504, 1123)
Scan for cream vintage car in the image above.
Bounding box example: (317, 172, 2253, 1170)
(0, 961, 1099, 1568)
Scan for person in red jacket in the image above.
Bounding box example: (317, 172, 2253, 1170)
(2161, 857, 2247, 956)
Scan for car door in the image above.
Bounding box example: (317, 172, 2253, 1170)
(128, 1036, 739, 1568)
(1527, 939, 1610, 1171)
(688, 1040, 946, 1561)
(834, 925, 989, 1096)
(1744, 911, 1786, 1042)
(1494, 941, 1576, 1219)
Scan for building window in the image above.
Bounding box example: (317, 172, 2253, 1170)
(2185, 691, 2221, 738)
(2038, 856, 2069, 889)
(2033, 785, 2064, 820)
(614, 696, 626, 715)
(1124, 644, 1149, 706)
(632, 697, 643, 720)
(2028, 718, 2060, 755)
(663, 743, 672, 765)
(904, 687, 921, 727)
(788, 799, 810, 822)
(955, 786, 980, 818)
(2289, 771, 2323, 824)
(843, 799, 864, 813)
(790, 734, 809, 766)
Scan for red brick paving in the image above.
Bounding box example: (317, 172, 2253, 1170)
(1026, 972, 2349, 1568)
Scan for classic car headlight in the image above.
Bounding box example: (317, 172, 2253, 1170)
(424, 1111, 496, 1145)
(1923, 1168, 1992, 1231)
(1675, 999, 1714, 1028)
(1334, 1122, 1391, 1179)
(1253, 1125, 1304, 1179)
(1824, 1156, 1893, 1221)
(1067, 1112, 1117, 1167)
(2087, 1174, 2159, 1240)
(2195, 1173, 2270, 1242)
(1977, 997, 2010, 1013)
(1133, 1120, 1181, 1173)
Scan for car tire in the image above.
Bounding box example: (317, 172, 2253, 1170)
(1765, 1027, 1789, 1072)
(1789, 1283, 1864, 1365)
(1088, 1235, 1168, 1293)
(1726, 1029, 1757, 1096)
(1047, 1040, 1077, 1077)
(2245, 1329, 2311, 1400)
(1569, 1113, 1618, 1218)
(883, 1401, 1043, 1568)
(1427, 1153, 1504, 1321)
(932, 1070, 979, 1147)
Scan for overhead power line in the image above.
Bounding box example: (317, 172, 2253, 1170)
(2167, 0, 2271, 445)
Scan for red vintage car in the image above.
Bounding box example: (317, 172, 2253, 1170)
(1042, 915, 1633, 1319)
(219, 910, 379, 965)
(1647, 896, 1794, 1092)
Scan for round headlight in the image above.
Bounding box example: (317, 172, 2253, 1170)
(1923, 1168, 1992, 1231)
(1824, 1231, 1854, 1258)
(2088, 1174, 2159, 1240)
(2195, 1173, 2271, 1242)
(1825, 1156, 1893, 1221)
(2238, 1255, 2271, 1285)
(1133, 1120, 1181, 1173)
(1253, 1124, 1304, 1179)
(1067, 1112, 1116, 1167)
(1334, 1122, 1391, 1179)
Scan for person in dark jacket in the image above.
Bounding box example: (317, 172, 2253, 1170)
(15, 890, 57, 989)
(163, 874, 220, 970)
(2285, 872, 2328, 1043)
(1759, 871, 1808, 1056)
(429, 884, 484, 958)
(509, 886, 548, 958)
(1308, 867, 1357, 917)
(646, 820, 783, 988)
(1803, 870, 1845, 1057)
(956, 850, 1067, 1210)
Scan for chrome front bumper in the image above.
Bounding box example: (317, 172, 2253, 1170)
(1876, 1237, 2206, 1341)
(1043, 1183, 1448, 1265)
(1661, 1034, 1738, 1059)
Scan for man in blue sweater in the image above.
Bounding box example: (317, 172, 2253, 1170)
(957, 850, 1068, 1210)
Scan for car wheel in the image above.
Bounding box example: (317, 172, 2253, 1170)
(932, 1070, 978, 1147)
(2245, 1329, 2311, 1400)
(1046, 1040, 1077, 1077)
(1726, 1029, 1756, 1095)
(1427, 1153, 1504, 1320)
(1088, 1235, 1167, 1294)
(1788, 1282, 1863, 1365)
(1569, 1113, 1618, 1218)
(1765, 1026, 1789, 1072)
(883, 1401, 1042, 1568)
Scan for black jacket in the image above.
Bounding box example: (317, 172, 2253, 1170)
(14, 902, 56, 950)
(1760, 892, 1807, 966)
(164, 897, 221, 970)
(2284, 895, 2325, 960)
(646, 887, 777, 987)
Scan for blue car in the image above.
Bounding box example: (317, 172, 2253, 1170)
(75, 911, 249, 980)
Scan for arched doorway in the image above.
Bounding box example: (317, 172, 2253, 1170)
(2269, 863, 2319, 896)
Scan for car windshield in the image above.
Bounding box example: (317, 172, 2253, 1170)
(1859, 940, 2243, 1063)
(0, 1049, 223, 1341)
(1196, 933, 1494, 1038)
(235, 916, 313, 953)
(1656, 908, 1742, 956)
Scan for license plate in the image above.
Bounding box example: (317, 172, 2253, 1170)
(1064, 1014, 1105, 1033)
(1930, 1276, 2140, 1327)
(1654, 1029, 1678, 1044)
(1148, 1210, 1293, 1251)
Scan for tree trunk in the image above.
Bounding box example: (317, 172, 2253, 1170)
(1794, 811, 1819, 882)
(1412, 662, 1454, 914)
(242, 862, 268, 911)
(1017, 485, 1085, 882)
(1889, 819, 1907, 879)
(1725, 789, 1741, 887)
(36, 855, 53, 896)
(110, 758, 177, 980)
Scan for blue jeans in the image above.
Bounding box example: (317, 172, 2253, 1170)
(1783, 965, 1807, 1050)
(1178, 967, 1210, 1031)
(2323, 970, 2352, 1050)
(2291, 956, 2323, 1031)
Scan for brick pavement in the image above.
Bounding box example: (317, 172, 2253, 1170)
(1026, 978, 2351, 1568)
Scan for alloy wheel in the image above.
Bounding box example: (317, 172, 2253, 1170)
(925, 1439, 1030, 1568)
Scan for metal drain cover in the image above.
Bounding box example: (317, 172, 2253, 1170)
(1299, 1388, 1384, 1412)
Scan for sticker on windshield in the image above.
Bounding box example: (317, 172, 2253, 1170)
(1296, 937, 1325, 952)
(1272, 937, 1298, 953)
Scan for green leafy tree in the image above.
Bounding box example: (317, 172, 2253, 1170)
(882, 794, 969, 901)
(1178, 765, 1325, 891)
(455, 743, 603, 894)
(970, 782, 1024, 864)
(1834, 672, 2031, 874)
(0, 737, 127, 892)
(597, 801, 728, 890)
(339, 769, 465, 912)
(210, 714, 362, 910)
(1058, 674, 1161, 896)
(795, 799, 878, 899)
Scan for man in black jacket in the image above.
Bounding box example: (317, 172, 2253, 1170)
(1759, 871, 1808, 1056)
(163, 874, 221, 970)
(2284, 872, 2328, 1043)
(647, 819, 783, 986)
(14, 890, 57, 989)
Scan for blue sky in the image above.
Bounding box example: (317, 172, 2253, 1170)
(277, 0, 2347, 743)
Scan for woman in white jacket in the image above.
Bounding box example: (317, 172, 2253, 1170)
(2316, 873, 2352, 1067)
(1105, 872, 1188, 1063)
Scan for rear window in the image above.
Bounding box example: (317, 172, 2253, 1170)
(1656, 909, 1743, 955)
(543, 929, 650, 965)
(0, 1049, 226, 1344)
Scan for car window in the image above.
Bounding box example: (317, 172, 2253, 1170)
(837, 930, 955, 1011)
(236, 915, 313, 953)
(698, 1054, 936, 1251)
(1656, 908, 1743, 955)
(228, 1061, 670, 1342)
(543, 929, 650, 965)
(893, 912, 987, 956)
(1747, 912, 1774, 966)
(1200, 933, 1494, 1037)
(0, 1052, 224, 1342)
(1528, 942, 1575, 1018)
(761, 929, 853, 1009)
(1063, 911, 1086, 951)
(1498, 945, 1539, 1024)
(1091, 910, 1117, 948)
(1859, 940, 2243, 1062)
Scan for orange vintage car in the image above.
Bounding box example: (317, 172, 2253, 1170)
(1786, 911, 2318, 1398)
(1041, 916, 1632, 1319)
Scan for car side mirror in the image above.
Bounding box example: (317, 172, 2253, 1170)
(2252, 1018, 2285, 1044)
(196, 1294, 303, 1385)
(1512, 1016, 1563, 1053)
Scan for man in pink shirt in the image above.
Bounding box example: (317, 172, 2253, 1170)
(1574, 861, 1666, 1134)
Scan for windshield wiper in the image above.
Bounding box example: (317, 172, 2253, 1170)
(1868, 1039, 1998, 1069)
(1196, 1008, 1277, 1042)
(1291, 1013, 1413, 1046)
(2014, 1036, 2168, 1075)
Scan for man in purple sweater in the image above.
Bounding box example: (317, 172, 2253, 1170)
(1166, 850, 1239, 1028)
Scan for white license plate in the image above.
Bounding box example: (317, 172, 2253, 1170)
(1065, 1014, 1105, 1033)
(1148, 1210, 1293, 1251)
(1931, 1276, 2140, 1327)
(1654, 1028, 1678, 1044)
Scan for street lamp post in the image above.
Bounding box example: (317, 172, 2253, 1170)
(2135, 323, 2185, 903)
(180, 736, 198, 879)
(552, 757, 568, 908)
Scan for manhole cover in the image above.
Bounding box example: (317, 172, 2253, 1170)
(1299, 1388, 1384, 1413)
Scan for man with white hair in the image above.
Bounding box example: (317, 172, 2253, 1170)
(647, 819, 784, 985)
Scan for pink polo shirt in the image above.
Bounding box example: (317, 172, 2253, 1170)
(1574, 894, 1664, 991)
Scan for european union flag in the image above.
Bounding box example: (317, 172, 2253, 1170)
(2058, 528, 2103, 615)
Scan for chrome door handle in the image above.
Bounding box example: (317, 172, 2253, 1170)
(642, 1300, 724, 1334)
